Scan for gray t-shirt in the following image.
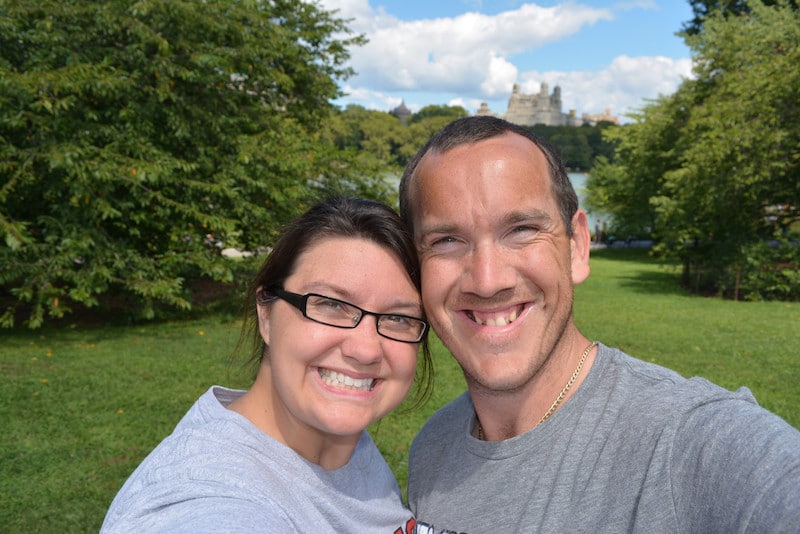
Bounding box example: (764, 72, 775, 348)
(408, 344, 800, 533)
(102, 386, 415, 533)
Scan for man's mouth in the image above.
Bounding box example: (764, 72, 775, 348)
(318, 368, 376, 391)
(466, 306, 523, 326)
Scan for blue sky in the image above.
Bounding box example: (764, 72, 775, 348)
(317, 0, 695, 122)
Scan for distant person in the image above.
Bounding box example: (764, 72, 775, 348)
(398, 116, 800, 532)
(102, 197, 428, 533)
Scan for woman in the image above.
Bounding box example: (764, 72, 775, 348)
(102, 197, 431, 532)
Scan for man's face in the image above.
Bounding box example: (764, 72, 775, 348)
(412, 132, 590, 393)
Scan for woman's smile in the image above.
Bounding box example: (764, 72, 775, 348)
(318, 367, 377, 392)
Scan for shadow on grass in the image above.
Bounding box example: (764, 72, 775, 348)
(590, 247, 657, 263)
(1, 277, 246, 341)
(615, 270, 689, 297)
(590, 247, 689, 297)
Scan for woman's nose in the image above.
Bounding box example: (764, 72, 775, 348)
(341, 315, 384, 365)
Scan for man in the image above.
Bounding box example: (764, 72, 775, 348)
(399, 116, 800, 532)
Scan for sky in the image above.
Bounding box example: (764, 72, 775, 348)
(316, 0, 696, 123)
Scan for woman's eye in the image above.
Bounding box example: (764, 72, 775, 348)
(312, 298, 349, 315)
(383, 314, 411, 326)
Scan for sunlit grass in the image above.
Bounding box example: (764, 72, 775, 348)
(1, 248, 797, 531)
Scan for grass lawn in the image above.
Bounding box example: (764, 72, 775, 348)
(1, 248, 798, 531)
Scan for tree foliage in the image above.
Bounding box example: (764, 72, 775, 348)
(587, 0, 800, 300)
(327, 104, 613, 174)
(0, 0, 373, 327)
(529, 122, 617, 170)
(586, 89, 693, 238)
(327, 104, 468, 170)
(682, 0, 798, 35)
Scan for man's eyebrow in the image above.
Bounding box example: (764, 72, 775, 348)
(503, 209, 554, 226)
(418, 222, 461, 237)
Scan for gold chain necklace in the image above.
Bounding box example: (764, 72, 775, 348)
(477, 341, 597, 441)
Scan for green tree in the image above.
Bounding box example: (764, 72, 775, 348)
(407, 104, 468, 125)
(585, 87, 693, 238)
(529, 123, 617, 171)
(665, 0, 799, 298)
(550, 129, 591, 170)
(330, 104, 469, 171)
(395, 112, 468, 168)
(327, 104, 406, 171)
(682, 0, 798, 35)
(0, 0, 369, 327)
(588, 0, 800, 300)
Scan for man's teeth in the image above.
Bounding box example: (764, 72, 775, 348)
(319, 369, 375, 391)
(469, 309, 519, 326)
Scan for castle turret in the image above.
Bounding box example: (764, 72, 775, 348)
(476, 102, 493, 116)
(540, 82, 549, 98)
(390, 100, 412, 125)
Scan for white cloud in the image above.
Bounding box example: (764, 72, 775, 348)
(319, 1, 692, 122)
(481, 55, 519, 96)
(320, 1, 613, 94)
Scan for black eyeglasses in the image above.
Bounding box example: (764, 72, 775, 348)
(262, 288, 429, 343)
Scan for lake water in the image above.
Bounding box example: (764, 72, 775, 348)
(569, 172, 605, 224)
(568, 172, 588, 199)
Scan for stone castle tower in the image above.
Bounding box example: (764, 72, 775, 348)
(503, 82, 581, 127)
(390, 100, 412, 124)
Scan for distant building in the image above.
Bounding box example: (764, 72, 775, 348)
(475, 102, 494, 117)
(477, 82, 618, 127)
(504, 82, 581, 126)
(581, 108, 619, 126)
(390, 100, 412, 124)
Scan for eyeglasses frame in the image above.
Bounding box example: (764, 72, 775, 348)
(260, 287, 429, 344)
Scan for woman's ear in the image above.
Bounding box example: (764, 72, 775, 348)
(256, 289, 271, 345)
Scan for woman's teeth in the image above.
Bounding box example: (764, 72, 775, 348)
(319, 369, 375, 391)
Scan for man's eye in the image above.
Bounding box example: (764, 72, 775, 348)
(430, 236, 459, 247)
(423, 235, 467, 256)
(508, 225, 539, 238)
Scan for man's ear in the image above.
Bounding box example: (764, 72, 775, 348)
(570, 209, 591, 285)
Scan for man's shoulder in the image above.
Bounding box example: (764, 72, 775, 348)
(598, 345, 758, 407)
(594, 345, 785, 442)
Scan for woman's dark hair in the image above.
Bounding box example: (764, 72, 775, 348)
(239, 196, 433, 407)
(399, 115, 578, 237)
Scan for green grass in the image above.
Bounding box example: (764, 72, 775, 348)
(574, 248, 800, 421)
(1, 248, 798, 531)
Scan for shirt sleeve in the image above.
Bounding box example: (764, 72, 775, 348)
(670, 390, 800, 532)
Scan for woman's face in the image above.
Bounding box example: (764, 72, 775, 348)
(258, 236, 422, 440)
